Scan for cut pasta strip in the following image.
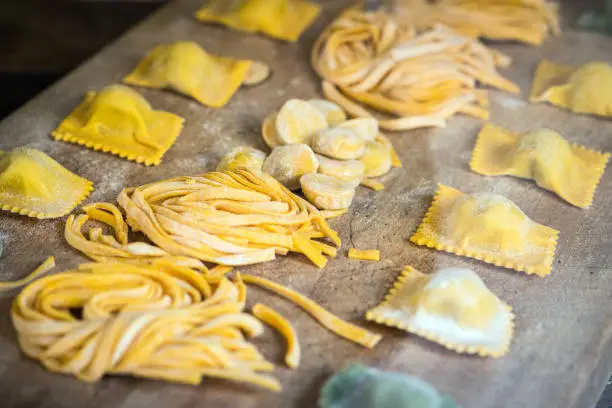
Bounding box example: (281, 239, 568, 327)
(0, 256, 55, 291)
(348, 248, 380, 261)
(242, 274, 382, 348)
(252, 303, 301, 368)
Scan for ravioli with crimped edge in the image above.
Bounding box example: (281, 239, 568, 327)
(366, 265, 514, 357)
(471, 124, 609, 208)
(0, 147, 93, 218)
(410, 184, 558, 277)
(52, 84, 184, 165)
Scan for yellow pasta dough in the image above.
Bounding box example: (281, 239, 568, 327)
(471, 124, 609, 208)
(124, 42, 252, 108)
(530, 60, 612, 117)
(366, 266, 514, 357)
(410, 184, 558, 277)
(52, 85, 184, 166)
(0, 147, 93, 218)
(195, 0, 322, 42)
(217, 146, 267, 172)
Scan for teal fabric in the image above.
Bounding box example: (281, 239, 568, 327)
(577, 0, 612, 35)
(319, 363, 459, 408)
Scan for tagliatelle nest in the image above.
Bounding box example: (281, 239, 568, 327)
(394, 0, 560, 45)
(311, 7, 520, 131)
(12, 259, 381, 388)
(66, 169, 340, 269)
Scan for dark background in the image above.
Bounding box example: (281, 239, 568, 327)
(0, 0, 610, 406)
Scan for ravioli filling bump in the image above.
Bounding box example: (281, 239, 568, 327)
(411, 184, 558, 277)
(367, 266, 514, 357)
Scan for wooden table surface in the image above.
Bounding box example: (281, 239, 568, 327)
(0, 1, 611, 407)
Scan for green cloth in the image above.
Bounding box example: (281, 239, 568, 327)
(319, 363, 459, 408)
(577, 0, 612, 35)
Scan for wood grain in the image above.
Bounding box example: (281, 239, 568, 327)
(0, 1, 611, 407)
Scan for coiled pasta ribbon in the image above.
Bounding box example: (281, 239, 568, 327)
(66, 169, 340, 268)
(311, 7, 520, 130)
(12, 260, 280, 390)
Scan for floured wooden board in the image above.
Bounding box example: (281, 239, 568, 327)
(0, 1, 611, 407)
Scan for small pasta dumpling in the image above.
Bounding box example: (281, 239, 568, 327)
(300, 173, 358, 210)
(311, 127, 365, 160)
(337, 118, 378, 141)
(308, 99, 347, 125)
(315, 154, 364, 182)
(262, 144, 319, 190)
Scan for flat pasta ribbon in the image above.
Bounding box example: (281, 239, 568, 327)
(311, 7, 519, 131)
(124, 42, 252, 108)
(471, 124, 610, 208)
(66, 169, 340, 268)
(410, 184, 558, 277)
(366, 266, 514, 357)
(195, 0, 321, 42)
(0, 147, 93, 218)
(252, 303, 300, 368)
(243, 274, 382, 348)
(12, 259, 281, 390)
(52, 84, 184, 166)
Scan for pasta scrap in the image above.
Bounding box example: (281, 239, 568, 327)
(52, 84, 184, 166)
(0, 147, 93, 218)
(195, 0, 322, 42)
(242, 274, 382, 348)
(12, 260, 281, 390)
(348, 248, 380, 261)
(252, 303, 301, 368)
(66, 169, 340, 269)
(471, 124, 610, 208)
(366, 266, 514, 357)
(530, 60, 612, 118)
(124, 42, 252, 108)
(312, 8, 520, 130)
(410, 184, 558, 277)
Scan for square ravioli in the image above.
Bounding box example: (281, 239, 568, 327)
(471, 124, 609, 208)
(410, 184, 558, 277)
(124, 42, 252, 108)
(52, 85, 184, 166)
(530, 59, 612, 117)
(366, 266, 514, 357)
(0, 147, 93, 218)
(195, 0, 322, 42)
